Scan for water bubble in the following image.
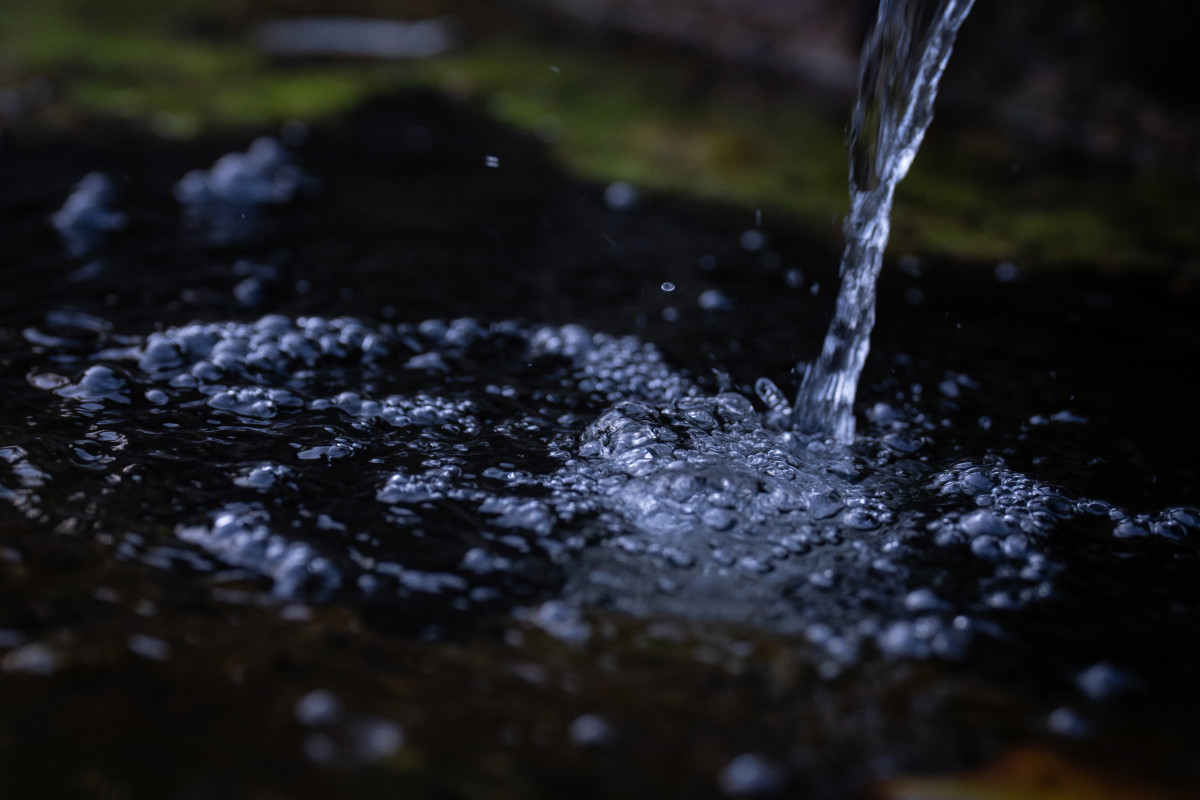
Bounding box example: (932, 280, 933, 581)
(969, 535, 1003, 561)
(127, 634, 171, 661)
(52, 172, 127, 256)
(603, 181, 638, 211)
(295, 690, 344, 727)
(567, 713, 617, 748)
(698, 289, 734, 311)
(959, 510, 1012, 538)
(175, 137, 311, 244)
(994, 262, 1020, 282)
(739, 229, 766, 252)
(718, 753, 785, 797)
(56, 365, 131, 404)
(530, 601, 591, 645)
(1, 642, 58, 676)
(1076, 663, 1138, 702)
(345, 717, 404, 764)
(1047, 707, 1092, 738)
(1113, 521, 1149, 538)
(0, 629, 27, 648)
(904, 588, 949, 612)
(177, 504, 342, 599)
(234, 277, 267, 308)
(806, 491, 844, 520)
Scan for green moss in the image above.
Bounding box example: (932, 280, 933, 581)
(399, 42, 852, 231)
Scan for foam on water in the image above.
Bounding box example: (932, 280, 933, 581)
(174, 136, 315, 244)
(51, 172, 128, 256)
(10, 311, 1197, 670)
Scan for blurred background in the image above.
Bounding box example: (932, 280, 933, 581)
(2, 0, 1198, 273)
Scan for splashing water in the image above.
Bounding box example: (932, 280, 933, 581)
(5, 0, 1198, 696)
(10, 309, 1198, 673)
(793, 0, 975, 442)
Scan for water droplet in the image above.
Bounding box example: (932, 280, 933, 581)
(1076, 662, 1138, 702)
(1, 642, 57, 676)
(718, 753, 784, 797)
(127, 633, 170, 661)
(698, 289, 734, 311)
(739, 229, 766, 252)
(604, 181, 638, 211)
(1047, 706, 1092, 738)
(568, 713, 617, 748)
(995, 261, 1019, 282)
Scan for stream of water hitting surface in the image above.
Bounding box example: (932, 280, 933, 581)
(794, 0, 975, 442)
(3, 0, 1198, 691)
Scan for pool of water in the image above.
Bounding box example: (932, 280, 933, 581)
(2, 90, 1199, 799)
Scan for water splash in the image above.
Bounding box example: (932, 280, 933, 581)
(11, 309, 1196, 671)
(793, 0, 975, 442)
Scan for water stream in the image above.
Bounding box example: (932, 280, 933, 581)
(794, 0, 975, 442)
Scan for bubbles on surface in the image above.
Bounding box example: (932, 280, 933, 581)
(54, 365, 131, 405)
(52, 172, 127, 256)
(177, 504, 343, 600)
(1, 642, 58, 676)
(698, 289, 735, 311)
(127, 633, 171, 661)
(739, 229, 766, 252)
(295, 690, 344, 727)
(175, 137, 314, 244)
(603, 180, 639, 211)
(176, 137, 307, 207)
(343, 717, 405, 764)
(718, 753, 785, 798)
(1047, 706, 1093, 738)
(567, 713, 617, 748)
(526, 601, 593, 645)
(1075, 662, 1138, 703)
(9, 311, 1199, 679)
(296, 688, 404, 767)
(994, 261, 1020, 282)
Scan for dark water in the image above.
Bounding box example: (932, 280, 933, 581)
(2, 82, 1200, 800)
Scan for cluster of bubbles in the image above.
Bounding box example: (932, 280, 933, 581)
(51, 172, 128, 256)
(8, 309, 1197, 674)
(50, 136, 313, 254)
(173, 136, 315, 244)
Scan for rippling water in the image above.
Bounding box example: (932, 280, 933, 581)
(8, 298, 1197, 677)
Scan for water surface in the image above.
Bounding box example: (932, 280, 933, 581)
(2, 90, 1199, 799)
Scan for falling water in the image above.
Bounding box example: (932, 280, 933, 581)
(793, 0, 975, 442)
